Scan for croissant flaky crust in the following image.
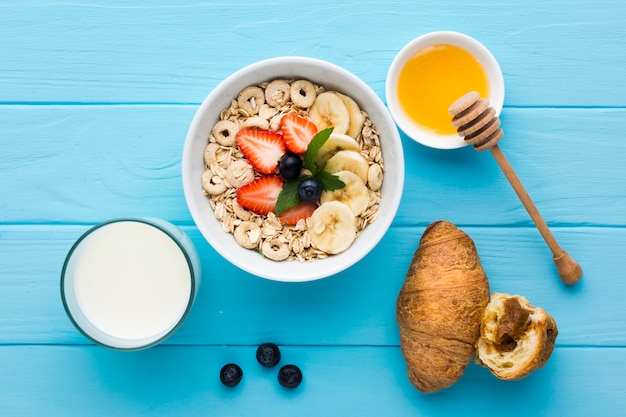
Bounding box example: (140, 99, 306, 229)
(396, 221, 490, 393)
(476, 292, 558, 380)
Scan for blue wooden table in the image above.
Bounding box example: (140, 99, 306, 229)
(2, 1, 625, 415)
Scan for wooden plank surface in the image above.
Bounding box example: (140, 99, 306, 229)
(1, 345, 624, 417)
(0, 346, 626, 417)
(1, 225, 623, 347)
(1, 0, 626, 106)
(1, 106, 623, 225)
(1, 0, 625, 415)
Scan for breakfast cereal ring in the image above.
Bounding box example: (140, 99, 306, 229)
(225, 159, 255, 188)
(201, 170, 228, 195)
(367, 163, 383, 191)
(290, 80, 316, 108)
(265, 79, 291, 107)
(234, 221, 262, 249)
(203, 143, 220, 166)
(237, 86, 265, 116)
(261, 238, 290, 261)
(242, 116, 270, 131)
(212, 120, 239, 146)
(232, 200, 252, 221)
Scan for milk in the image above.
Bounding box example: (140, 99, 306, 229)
(62, 219, 200, 350)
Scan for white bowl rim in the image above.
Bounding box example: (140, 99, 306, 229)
(182, 56, 405, 282)
(386, 31, 505, 150)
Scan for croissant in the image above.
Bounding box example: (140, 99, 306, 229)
(475, 292, 558, 380)
(396, 221, 490, 393)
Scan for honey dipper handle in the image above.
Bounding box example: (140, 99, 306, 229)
(489, 145, 583, 284)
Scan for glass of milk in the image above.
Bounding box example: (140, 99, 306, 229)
(61, 218, 201, 350)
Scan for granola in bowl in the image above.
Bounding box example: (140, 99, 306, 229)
(201, 79, 384, 262)
(182, 57, 404, 282)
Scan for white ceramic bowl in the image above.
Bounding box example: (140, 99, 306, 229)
(182, 57, 404, 282)
(386, 31, 505, 149)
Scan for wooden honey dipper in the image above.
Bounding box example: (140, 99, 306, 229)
(448, 91, 582, 285)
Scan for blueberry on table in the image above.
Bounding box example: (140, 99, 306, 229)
(279, 152, 303, 179)
(278, 364, 302, 388)
(297, 178, 322, 202)
(256, 342, 281, 368)
(220, 363, 243, 387)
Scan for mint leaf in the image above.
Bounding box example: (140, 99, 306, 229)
(304, 127, 334, 175)
(275, 178, 302, 216)
(274, 127, 346, 217)
(316, 170, 345, 191)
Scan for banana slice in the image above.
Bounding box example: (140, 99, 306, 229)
(315, 132, 361, 169)
(308, 92, 350, 135)
(323, 150, 369, 183)
(308, 201, 356, 255)
(334, 92, 365, 139)
(320, 171, 369, 216)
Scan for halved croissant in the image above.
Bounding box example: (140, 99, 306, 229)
(476, 292, 558, 380)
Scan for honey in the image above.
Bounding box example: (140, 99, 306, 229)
(397, 44, 489, 136)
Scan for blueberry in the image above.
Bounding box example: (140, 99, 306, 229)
(278, 364, 302, 388)
(219, 363, 243, 387)
(279, 152, 303, 179)
(256, 343, 281, 368)
(297, 178, 322, 202)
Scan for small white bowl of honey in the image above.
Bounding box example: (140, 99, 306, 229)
(386, 31, 504, 149)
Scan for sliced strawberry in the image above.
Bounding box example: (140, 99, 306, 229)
(279, 201, 318, 225)
(279, 112, 318, 154)
(236, 175, 283, 215)
(236, 128, 286, 174)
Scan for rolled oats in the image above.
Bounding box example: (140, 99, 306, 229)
(201, 78, 384, 262)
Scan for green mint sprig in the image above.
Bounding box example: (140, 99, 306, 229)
(274, 179, 301, 216)
(275, 127, 346, 216)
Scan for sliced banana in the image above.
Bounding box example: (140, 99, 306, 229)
(315, 132, 360, 169)
(308, 91, 350, 135)
(334, 92, 365, 139)
(308, 201, 356, 255)
(320, 171, 369, 216)
(323, 150, 369, 183)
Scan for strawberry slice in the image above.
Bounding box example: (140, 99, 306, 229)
(236, 128, 286, 174)
(236, 175, 283, 215)
(279, 201, 318, 225)
(280, 112, 318, 154)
